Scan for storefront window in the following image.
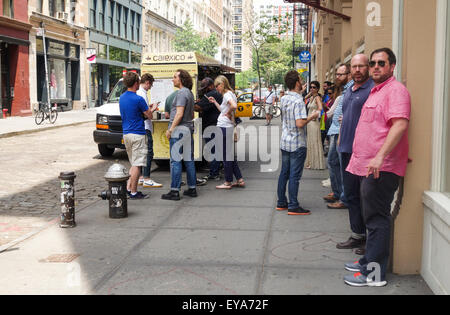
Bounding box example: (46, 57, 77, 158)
(49, 59, 66, 99)
(131, 51, 141, 64)
(109, 46, 128, 63)
(444, 3, 450, 196)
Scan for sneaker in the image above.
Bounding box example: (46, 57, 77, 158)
(161, 190, 180, 201)
(196, 178, 207, 186)
(203, 174, 220, 181)
(344, 272, 387, 287)
(183, 188, 198, 197)
(143, 179, 163, 188)
(288, 207, 311, 216)
(321, 178, 331, 187)
(129, 191, 149, 200)
(138, 178, 144, 186)
(345, 261, 362, 272)
(276, 206, 288, 211)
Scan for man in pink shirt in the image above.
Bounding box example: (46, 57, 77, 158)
(343, 48, 411, 287)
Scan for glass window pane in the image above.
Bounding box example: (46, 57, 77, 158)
(49, 59, 66, 99)
(109, 46, 128, 63)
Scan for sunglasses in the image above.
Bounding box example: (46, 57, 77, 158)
(310, 86, 318, 89)
(369, 60, 387, 68)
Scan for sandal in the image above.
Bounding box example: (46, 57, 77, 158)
(231, 179, 245, 188)
(216, 182, 233, 189)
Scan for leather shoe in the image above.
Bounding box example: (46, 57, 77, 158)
(336, 237, 365, 249)
(327, 201, 347, 209)
(355, 247, 366, 255)
(323, 193, 339, 203)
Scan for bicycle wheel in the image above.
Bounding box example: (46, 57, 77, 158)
(253, 106, 262, 118)
(49, 109, 58, 124)
(35, 110, 44, 125)
(273, 106, 281, 118)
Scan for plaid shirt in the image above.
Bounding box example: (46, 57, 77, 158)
(280, 91, 308, 152)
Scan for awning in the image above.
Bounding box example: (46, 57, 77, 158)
(0, 35, 30, 46)
(284, 0, 351, 20)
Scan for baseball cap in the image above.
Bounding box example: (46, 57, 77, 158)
(200, 77, 214, 90)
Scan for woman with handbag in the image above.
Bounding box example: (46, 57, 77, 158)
(208, 75, 245, 189)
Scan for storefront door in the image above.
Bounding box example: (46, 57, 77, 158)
(0, 43, 11, 115)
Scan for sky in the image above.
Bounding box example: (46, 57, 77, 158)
(253, 0, 290, 7)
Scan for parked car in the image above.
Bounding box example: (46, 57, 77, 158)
(253, 88, 268, 104)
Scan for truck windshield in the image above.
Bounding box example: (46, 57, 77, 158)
(107, 80, 126, 103)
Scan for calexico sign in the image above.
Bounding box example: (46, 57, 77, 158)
(143, 52, 196, 64)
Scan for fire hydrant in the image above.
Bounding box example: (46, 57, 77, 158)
(99, 164, 130, 219)
(59, 172, 76, 228)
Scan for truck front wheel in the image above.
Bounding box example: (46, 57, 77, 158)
(98, 144, 115, 157)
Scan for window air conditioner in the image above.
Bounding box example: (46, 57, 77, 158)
(56, 11, 69, 21)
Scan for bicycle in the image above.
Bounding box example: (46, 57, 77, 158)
(35, 104, 58, 125)
(252, 103, 281, 119)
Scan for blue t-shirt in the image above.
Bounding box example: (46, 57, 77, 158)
(119, 91, 149, 135)
(338, 78, 374, 154)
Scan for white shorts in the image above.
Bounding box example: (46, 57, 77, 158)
(265, 104, 274, 115)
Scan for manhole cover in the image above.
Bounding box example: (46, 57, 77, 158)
(39, 254, 80, 263)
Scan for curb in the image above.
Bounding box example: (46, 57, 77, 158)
(0, 120, 96, 139)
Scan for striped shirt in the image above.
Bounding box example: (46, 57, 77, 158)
(280, 91, 308, 152)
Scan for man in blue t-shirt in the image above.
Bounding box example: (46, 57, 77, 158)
(119, 71, 158, 199)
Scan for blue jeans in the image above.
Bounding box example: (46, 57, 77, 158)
(277, 147, 307, 210)
(327, 135, 342, 200)
(170, 133, 196, 191)
(142, 129, 154, 178)
(205, 133, 220, 177)
(221, 127, 243, 183)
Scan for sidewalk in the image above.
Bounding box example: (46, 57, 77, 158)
(0, 119, 432, 295)
(0, 108, 97, 138)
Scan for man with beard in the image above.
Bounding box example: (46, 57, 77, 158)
(336, 54, 374, 255)
(343, 48, 410, 287)
(324, 64, 353, 209)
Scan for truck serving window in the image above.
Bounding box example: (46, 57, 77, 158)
(107, 80, 126, 103)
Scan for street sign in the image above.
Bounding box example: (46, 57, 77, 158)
(36, 28, 44, 36)
(299, 51, 312, 63)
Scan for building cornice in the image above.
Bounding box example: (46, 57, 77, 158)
(145, 10, 180, 34)
(0, 16, 32, 32)
(30, 12, 86, 33)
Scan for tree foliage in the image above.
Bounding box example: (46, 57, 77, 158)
(174, 19, 219, 58)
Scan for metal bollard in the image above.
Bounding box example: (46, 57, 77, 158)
(59, 172, 76, 228)
(99, 164, 130, 219)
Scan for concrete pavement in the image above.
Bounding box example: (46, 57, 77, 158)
(0, 108, 97, 138)
(0, 114, 432, 295)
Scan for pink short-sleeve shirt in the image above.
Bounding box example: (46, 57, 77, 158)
(346, 76, 411, 177)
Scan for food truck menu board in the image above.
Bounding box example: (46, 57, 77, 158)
(149, 79, 176, 112)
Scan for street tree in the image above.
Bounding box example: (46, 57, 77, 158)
(243, 12, 289, 103)
(174, 19, 219, 58)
